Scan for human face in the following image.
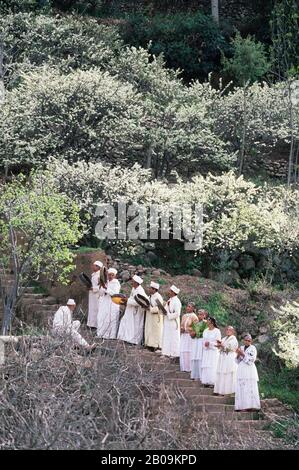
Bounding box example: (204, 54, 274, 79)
(132, 280, 139, 289)
(207, 318, 214, 329)
(186, 303, 194, 313)
(68, 304, 76, 312)
(243, 338, 252, 347)
(168, 290, 175, 298)
(198, 311, 207, 321)
(108, 273, 115, 282)
(92, 264, 100, 273)
(149, 287, 156, 295)
(226, 327, 234, 336)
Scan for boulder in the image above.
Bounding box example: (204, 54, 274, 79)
(152, 270, 161, 276)
(191, 268, 202, 277)
(146, 251, 159, 263)
(209, 270, 241, 286)
(120, 270, 131, 282)
(257, 334, 270, 344)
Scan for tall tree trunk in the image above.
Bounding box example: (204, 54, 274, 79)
(239, 86, 247, 176)
(287, 81, 295, 186)
(211, 0, 219, 25)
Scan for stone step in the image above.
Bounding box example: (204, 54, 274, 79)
(22, 297, 57, 305)
(24, 304, 59, 312)
(233, 420, 269, 430)
(164, 385, 215, 396)
(183, 394, 235, 405)
(191, 410, 261, 420)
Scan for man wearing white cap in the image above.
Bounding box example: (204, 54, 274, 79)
(117, 274, 149, 345)
(97, 268, 121, 339)
(87, 260, 103, 328)
(144, 282, 164, 352)
(53, 299, 95, 351)
(161, 285, 182, 358)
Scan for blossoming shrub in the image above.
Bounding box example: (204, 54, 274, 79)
(272, 301, 299, 369)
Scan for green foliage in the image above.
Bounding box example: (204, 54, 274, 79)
(121, 11, 229, 81)
(0, 173, 84, 284)
(0, 13, 122, 88)
(259, 366, 299, 411)
(222, 32, 271, 86)
(271, 0, 299, 79)
(195, 293, 230, 326)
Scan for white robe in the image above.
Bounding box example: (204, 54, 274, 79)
(201, 327, 221, 385)
(214, 335, 238, 395)
(190, 321, 207, 380)
(53, 306, 88, 347)
(144, 291, 164, 349)
(161, 296, 181, 358)
(87, 271, 100, 328)
(180, 313, 198, 372)
(117, 285, 148, 345)
(97, 278, 121, 339)
(235, 345, 261, 410)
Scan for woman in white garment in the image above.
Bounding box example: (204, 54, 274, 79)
(235, 334, 261, 411)
(87, 260, 102, 328)
(214, 325, 238, 395)
(161, 285, 181, 358)
(201, 317, 221, 387)
(180, 302, 198, 372)
(190, 309, 208, 380)
(117, 275, 149, 345)
(97, 268, 121, 339)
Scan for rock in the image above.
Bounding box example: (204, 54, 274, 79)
(209, 270, 241, 286)
(257, 334, 270, 344)
(238, 254, 256, 272)
(152, 270, 161, 276)
(120, 270, 131, 282)
(144, 242, 156, 251)
(191, 268, 202, 277)
(259, 326, 268, 334)
(146, 251, 158, 263)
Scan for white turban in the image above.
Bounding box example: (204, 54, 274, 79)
(170, 285, 180, 295)
(94, 261, 103, 268)
(67, 298, 76, 306)
(108, 268, 117, 275)
(150, 281, 160, 290)
(132, 274, 143, 284)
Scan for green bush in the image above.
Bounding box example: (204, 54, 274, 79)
(121, 11, 229, 81)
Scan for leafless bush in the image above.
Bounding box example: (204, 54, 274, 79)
(0, 336, 295, 449)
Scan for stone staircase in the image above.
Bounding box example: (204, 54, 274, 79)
(0, 270, 60, 329)
(94, 339, 292, 441)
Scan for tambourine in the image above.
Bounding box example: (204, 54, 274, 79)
(111, 294, 128, 305)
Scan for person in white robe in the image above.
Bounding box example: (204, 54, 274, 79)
(201, 316, 221, 386)
(161, 285, 181, 358)
(214, 325, 238, 395)
(87, 260, 102, 328)
(117, 275, 149, 345)
(97, 268, 121, 339)
(53, 299, 95, 351)
(190, 309, 208, 380)
(144, 281, 164, 351)
(180, 302, 198, 372)
(235, 334, 261, 411)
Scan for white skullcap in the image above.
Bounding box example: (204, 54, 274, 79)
(108, 268, 117, 275)
(150, 281, 160, 290)
(132, 274, 143, 284)
(67, 299, 76, 306)
(94, 261, 103, 268)
(170, 285, 180, 295)
(244, 334, 252, 340)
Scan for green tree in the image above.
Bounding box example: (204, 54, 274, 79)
(0, 175, 84, 334)
(222, 33, 271, 174)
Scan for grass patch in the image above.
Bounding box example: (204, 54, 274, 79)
(194, 292, 230, 326)
(72, 246, 102, 254)
(259, 367, 299, 412)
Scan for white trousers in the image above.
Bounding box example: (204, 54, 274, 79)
(53, 320, 89, 348)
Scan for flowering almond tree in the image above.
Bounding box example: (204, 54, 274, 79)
(0, 174, 83, 334)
